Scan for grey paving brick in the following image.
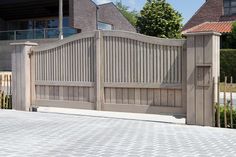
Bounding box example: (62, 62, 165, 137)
(0, 110, 236, 157)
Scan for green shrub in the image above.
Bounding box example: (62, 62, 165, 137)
(0, 94, 12, 109)
(216, 105, 236, 128)
(220, 49, 236, 83)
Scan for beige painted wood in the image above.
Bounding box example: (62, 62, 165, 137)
(11, 42, 38, 111)
(10, 30, 221, 121)
(185, 32, 221, 126)
(95, 31, 104, 110)
(35, 100, 95, 110)
(186, 35, 196, 125)
(103, 103, 185, 115)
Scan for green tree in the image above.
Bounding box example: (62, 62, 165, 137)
(137, 0, 183, 38)
(116, 1, 138, 27)
(231, 21, 236, 49)
(222, 21, 236, 49)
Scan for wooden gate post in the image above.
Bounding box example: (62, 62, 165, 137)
(185, 32, 221, 126)
(10, 42, 38, 111)
(95, 31, 104, 110)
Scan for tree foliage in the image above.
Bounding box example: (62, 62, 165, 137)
(230, 21, 236, 49)
(137, 0, 183, 38)
(115, 2, 138, 27)
(221, 21, 236, 49)
(220, 49, 236, 83)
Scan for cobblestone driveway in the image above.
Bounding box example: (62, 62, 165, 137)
(0, 110, 236, 157)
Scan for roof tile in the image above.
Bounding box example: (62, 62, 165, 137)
(183, 21, 234, 34)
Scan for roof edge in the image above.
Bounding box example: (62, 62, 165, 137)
(182, 1, 208, 31)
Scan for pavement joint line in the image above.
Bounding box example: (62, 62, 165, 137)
(37, 107, 186, 125)
(38, 110, 187, 126)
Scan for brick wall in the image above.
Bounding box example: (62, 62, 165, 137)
(183, 0, 223, 31)
(69, 1, 136, 32)
(220, 14, 236, 21)
(98, 3, 136, 32)
(69, 0, 97, 32)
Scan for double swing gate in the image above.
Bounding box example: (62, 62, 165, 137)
(11, 30, 221, 126)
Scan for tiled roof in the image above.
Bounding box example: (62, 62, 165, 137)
(182, 21, 234, 34)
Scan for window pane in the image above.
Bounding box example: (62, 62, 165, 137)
(231, 0, 236, 6)
(231, 7, 236, 14)
(224, 7, 230, 15)
(224, 0, 230, 7)
(98, 22, 113, 30)
(63, 27, 78, 37)
(35, 20, 46, 29)
(63, 17, 69, 27)
(47, 19, 58, 28)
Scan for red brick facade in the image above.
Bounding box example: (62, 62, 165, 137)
(183, 0, 236, 31)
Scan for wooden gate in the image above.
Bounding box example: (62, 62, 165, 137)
(29, 31, 186, 115)
(11, 30, 221, 126)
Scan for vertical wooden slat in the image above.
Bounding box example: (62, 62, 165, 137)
(118, 37, 122, 83)
(123, 88, 129, 104)
(141, 42, 144, 83)
(154, 45, 157, 83)
(107, 37, 110, 82)
(196, 35, 204, 125)
(161, 89, 168, 106)
(137, 41, 140, 82)
(89, 87, 95, 103)
(83, 87, 89, 102)
(128, 89, 135, 104)
(79, 87, 84, 101)
(168, 90, 175, 107)
(175, 90, 182, 107)
(154, 89, 161, 106)
(116, 88, 123, 104)
(135, 89, 141, 105)
(130, 40, 134, 82)
(140, 89, 148, 105)
(104, 37, 107, 82)
(224, 77, 227, 128)
(69, 87, 74, 101)
(115, 37, 119, 83)
(73, 86, 79, 101)
(105, 88, 111, 103)
(143, 43, 147, 83)
(110, 88, 116, 104)
(230, 76, 233, 128)
(148, 89, 154, 106)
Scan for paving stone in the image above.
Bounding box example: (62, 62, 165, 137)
(0, 110, 236, 157)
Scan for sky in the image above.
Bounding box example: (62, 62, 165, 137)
(93, 0, 205, 24)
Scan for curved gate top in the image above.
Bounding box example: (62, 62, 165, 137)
(11, 30, 221, 126)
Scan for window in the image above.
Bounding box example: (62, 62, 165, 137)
(7, 17, 70, 30)
(224, 0, 236, 15)
(98, 22, 113, 30)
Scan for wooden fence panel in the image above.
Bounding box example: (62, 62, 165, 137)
(102, 31, 186, 114)
(10, 30, 221, 126)
(31, 32, 96, 109)
(30, 30, 187, 114)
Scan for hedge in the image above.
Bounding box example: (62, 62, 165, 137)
(220, 49, 236, 83)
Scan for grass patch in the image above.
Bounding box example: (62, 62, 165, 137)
(220, 83, 236, 92)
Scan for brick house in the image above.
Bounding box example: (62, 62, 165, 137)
(0, 0, 136, 71)
(182, 0, 236, 33)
